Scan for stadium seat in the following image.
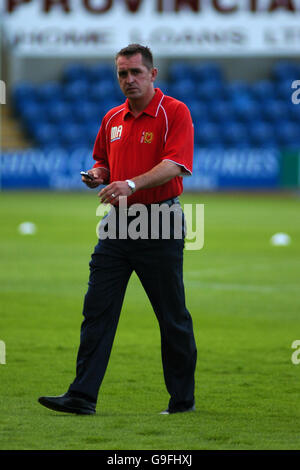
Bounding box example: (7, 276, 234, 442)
(169, 79, 196, 101)
(231, 98, 261, 122)
(36, 81, 64, 103)
(192, 63, 223, 83)
(154, 80, 169, 94)
(59, 123, 86, 147)
(275, 121, 299, 147)
(64, 80, 89, 101)
(208, 100, 236, 123)
(251, 80, 277, 100)
(188, 101, 209, 122)
(62, 64, 90, 83)
(248, 122, 275, 146)
(222, 122, 248, 146)
(276, 79, 298, 101)
(88, 64, 116, 83)
(223, 81, 253, 101)
(32, 123, 58, 147)
(196, 81, 224, 101)
(169, 62, 195, 82)
(89, 80, 119, 101)
(70, 100, 100, 124)
(194, 121, 220, 146)
(261, 99, 290, 122)
(47, 101, 73, 124)
(272, 61, 300, 82)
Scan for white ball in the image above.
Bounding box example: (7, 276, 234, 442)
(270, 233, 291, 246)
(18, 222, 37, 235)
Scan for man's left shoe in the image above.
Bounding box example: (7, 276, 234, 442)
(38, 393, 96, 415)
(160, 404, 195, 415)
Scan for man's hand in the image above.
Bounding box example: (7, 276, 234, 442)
(81, 167, 110, 188)
(98, 181, 133, 204)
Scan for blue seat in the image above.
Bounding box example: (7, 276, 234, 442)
(251, 80, 277, 100)
(222, 122, 248, 145)
(71, 100, 100, 123)
(47, 101, 73, 124)
(276, 79, 298, 101)
(196, 81, 224, 101)
(60, 123, 86, 146)
(169, 62, 195, 82)
(19, 101, 44, 120)
(209, 100, 236, 123)
(88, 64, 116, 83)
(169, 79, 196, 101)
(275, 121, 299, 146)
(62, 64, 90, 83)
(154, 80, 169, 94)
(63, 80, 89, 101)
(188, 101, 209, 122)
(13, 82, 37, 102)
(272, 61, 300, 82)
(82, 122, 101, 146)
(192, 63, 223, 83)
(36, 81, 64, 103)
(288, 101, 300, 121)
(32, 123, 58, 146)
(89, 80, 119, 101)
(194, 122, 220, 146)
(261, 100, 289, 122)
(223, 81, 253, 101)
(248, 122, 275, 145)
(232, 98, 261, 122)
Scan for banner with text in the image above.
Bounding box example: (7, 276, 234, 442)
(1, 0, 300, 57)
(0, 147, 281, 191)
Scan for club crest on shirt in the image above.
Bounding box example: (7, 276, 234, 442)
(140, 131, 154, 144)
(111, 125, 123, 142)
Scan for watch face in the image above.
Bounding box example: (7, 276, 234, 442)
(127, 180, 135, 191)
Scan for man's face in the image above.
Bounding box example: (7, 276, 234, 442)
(116, 53, 157, 100)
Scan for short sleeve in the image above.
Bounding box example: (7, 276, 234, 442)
(161, 102, 194, 176)
(92, 120, 110, 171)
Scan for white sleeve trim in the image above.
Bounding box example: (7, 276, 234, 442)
(163, 159, 192, 177)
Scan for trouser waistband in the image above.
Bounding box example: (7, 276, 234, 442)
(115, 196, 180, 210)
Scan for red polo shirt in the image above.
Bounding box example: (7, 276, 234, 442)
(92, 88, 193, 205)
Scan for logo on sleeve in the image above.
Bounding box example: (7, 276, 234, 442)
(111, 125, 123, 142)
(140, 131, 154, 144)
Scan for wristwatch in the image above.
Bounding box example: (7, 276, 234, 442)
(126, 179, 136, 193)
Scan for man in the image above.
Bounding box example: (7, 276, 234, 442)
(38, 44, 197, 415)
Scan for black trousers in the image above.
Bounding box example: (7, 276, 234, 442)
(68, 203, 197, 411)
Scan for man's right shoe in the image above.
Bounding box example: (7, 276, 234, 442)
(160, 404, 195, 415)
(38, 393, 96, 415)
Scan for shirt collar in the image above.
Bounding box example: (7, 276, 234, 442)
(122, 88, 164, 120)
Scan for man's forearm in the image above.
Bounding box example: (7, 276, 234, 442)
(131, 160, 181, 192)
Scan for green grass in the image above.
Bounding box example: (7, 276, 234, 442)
(0, 190, 300, 450)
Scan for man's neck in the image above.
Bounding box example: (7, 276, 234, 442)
(128, 88, 156, 117)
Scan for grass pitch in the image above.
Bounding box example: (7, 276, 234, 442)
(0, 190, 300, 450)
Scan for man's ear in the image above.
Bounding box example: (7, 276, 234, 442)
(151, 67, 158, 82)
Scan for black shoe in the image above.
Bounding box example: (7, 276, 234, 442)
(160, 404, 195, 415)
(38, 393, 96, 415)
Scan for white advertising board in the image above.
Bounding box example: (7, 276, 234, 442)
(1, 0, 300, 57)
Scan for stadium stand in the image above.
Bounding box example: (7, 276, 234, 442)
(9, 60, 300, 152)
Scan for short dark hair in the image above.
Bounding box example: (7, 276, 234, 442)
(115, 44, 154, 70)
